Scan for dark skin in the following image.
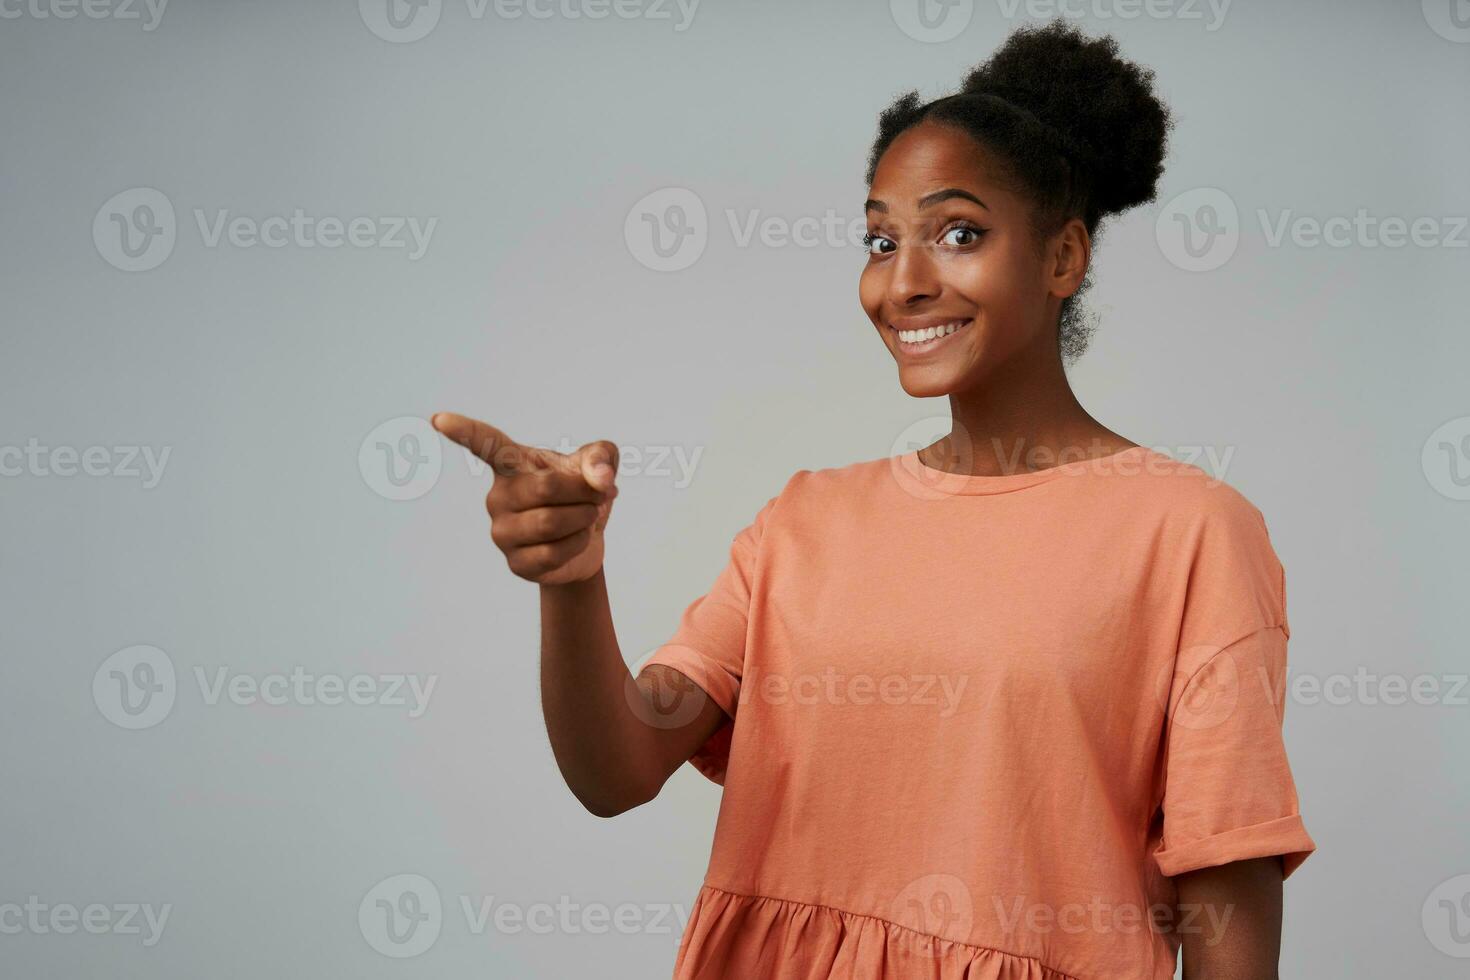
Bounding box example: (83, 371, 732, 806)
(860, 120, 1136, 470)
(863, 120, 1285, 978)
(428, 116, 1284, 977)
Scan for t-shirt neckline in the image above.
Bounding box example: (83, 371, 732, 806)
(892, 445, 1153, 496)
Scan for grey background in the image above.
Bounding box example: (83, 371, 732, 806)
(2, 0, 1467, 976)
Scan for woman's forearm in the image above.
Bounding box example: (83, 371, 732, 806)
(539, 568, 724, 817)
(1176, 857, 1284, 980)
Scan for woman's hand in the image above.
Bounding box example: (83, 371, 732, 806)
(430, 412, 619, 586)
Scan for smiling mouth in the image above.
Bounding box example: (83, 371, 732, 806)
(890, 318, 972, 353)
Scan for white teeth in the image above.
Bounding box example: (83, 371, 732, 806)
(896, 320, 968, 344)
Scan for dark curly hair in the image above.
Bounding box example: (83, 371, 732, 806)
(865, 19, 1173, 360)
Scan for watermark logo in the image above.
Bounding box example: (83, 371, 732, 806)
(890, 0, 973, 43)
(360, 416, 443, 501)
(0, 0, 169, 30)
(0, 897, 171, 946)
(459, 894, 689, 935)
(1158, 187, 1466, 268)
(726, 207, 867, 250)
(1156, 187, 1239, 272)
(1422, 873, 1470, 957)
(991, 895, 1234, 941)
(1276, 667, 1468, 708)
(625, 187, 707, 272)
(360, 0, 699, 43)
(93, 645, 177, 730)
(359, 0, 443, 43)
(94, 189, 437, 272)
(737, 665, 968, 718)
(93, 646, 438, 727)
(361, 418, 705, 500)
(890, 874, 974, 957)
(1423, 0, 1470, 43)
(94, 188, 176, 273)
(510, 437, 703, 489)
(630, 647, 714, 731)
(1422, 416, 1470, 500)
(194, 667, 436, 717)
(1257, 209, 1467, 250)
(360, 874, 443, 958)
(994, 0, 1231, 31)
(888, 415, 976, 501)
(0, 439, 171, 487)
(1156, 644, 1239, 731)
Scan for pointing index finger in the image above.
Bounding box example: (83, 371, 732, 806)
(431, 412, 536, 476)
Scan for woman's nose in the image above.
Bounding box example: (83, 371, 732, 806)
(887, 244, 939, 307)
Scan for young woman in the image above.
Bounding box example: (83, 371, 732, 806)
(433, 19, 1314, 980)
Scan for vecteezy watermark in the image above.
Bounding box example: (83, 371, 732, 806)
(1157, 643, 1470, 729)
(1423, 873, 1470, 957)
(991, 896, 1235, 943)
(0, 439, 171, 488)
(1256, 209, 1468, 250)
(0, 0, 168, 30)
(890, 0, 974, 43)
(360, 416, 443, 501)
(0, 897, 171, 947)
(1423, 0, 1470, 43)
(194, 666, 437, 717)
(624, 188, 707, 272)
(628, 649, 713, 731)
(887, 416, 1236, 501)
(359, 415, 706, 501)
(1155, 187, 1240, 272)
(93, 188, 438, 272)
(1155, 644, 1241, 732)
(1422, 416, 1470, 501)
(358, 874, 691, 958)
(529, 435, 702, 489)
(889, 874, 974, 958)
(983, 436, 1232, 483)
(92, 645, 438, 730)
(1271, 667, 1469, 708)
(358, 0, 700, 44)
(93, 645, 177, 730)
(1156, 187, 1468, 272)
(993, 0, 1232, 30)
(623, 188, 871, 272)
(360, 875, 442, 958)
(736, 665, 969, 719)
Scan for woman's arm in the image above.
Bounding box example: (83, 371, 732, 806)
(432, 413, 724, 818)
(1175, 856, 1284, 980)
(540, 570, 727, 816)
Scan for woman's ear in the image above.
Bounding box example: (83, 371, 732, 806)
(1047, 217, 1092, 300)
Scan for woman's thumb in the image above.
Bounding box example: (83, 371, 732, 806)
(577, 439, 620, 493)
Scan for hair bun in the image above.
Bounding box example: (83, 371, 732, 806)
(959, 19, 1171, 217)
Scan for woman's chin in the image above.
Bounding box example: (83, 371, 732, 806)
(896, 364, 966, 399)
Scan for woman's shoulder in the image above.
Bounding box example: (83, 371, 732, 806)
(766, 452, 899, 501)
(1108, 445, 1273, 532)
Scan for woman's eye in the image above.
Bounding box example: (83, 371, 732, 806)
(941, 225, 984, 247)
(863, 232, 895, 255)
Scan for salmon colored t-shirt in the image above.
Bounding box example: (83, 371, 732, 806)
(642, 445, 1315, 979)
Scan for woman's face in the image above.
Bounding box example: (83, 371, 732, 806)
(860, 121, 1072, 398)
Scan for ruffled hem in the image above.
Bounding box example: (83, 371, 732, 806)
(671, 884, 1077, 980)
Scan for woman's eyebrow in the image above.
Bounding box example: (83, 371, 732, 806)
(865, 188, 990, 215)
(919, 188, 988, 211)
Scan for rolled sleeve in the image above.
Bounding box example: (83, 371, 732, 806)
(1154, 625, 1316, 879)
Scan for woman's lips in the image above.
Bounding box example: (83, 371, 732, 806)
(890, 318, 972, 355)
